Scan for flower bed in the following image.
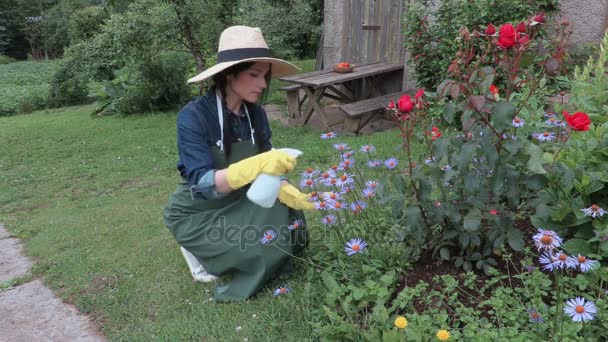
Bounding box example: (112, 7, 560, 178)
(280, 14, 608, 340)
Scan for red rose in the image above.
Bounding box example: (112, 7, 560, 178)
(497, 24, 516, 49)
(489, 84, 498, 95)
(430, 126, 442, 140)
(398, 95, 413, 113)
(563, 111, 591, 131)
(516, 21, 526, 33)
(532, 12, 545, 24)
(489, 209, 498, 216)
(388, 100, 395, 109)
(518, 35, 529, 45)
(485, 23, 496, 35)
(415, 89, 425, 100)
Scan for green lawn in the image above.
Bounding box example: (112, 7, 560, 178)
(0, 103, 408, 340)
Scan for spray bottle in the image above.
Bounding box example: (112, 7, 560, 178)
(247, 148, 303, 208)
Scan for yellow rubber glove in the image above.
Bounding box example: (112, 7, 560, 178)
(226, 150, 296, 190)
(278, 182, 315, 211)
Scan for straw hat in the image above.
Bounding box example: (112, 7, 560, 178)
(187, 25, 300, 84)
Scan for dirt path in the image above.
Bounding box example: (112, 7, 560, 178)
(0, 223, 106, 342)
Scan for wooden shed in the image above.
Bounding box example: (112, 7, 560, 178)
(322, 0, 409, 93)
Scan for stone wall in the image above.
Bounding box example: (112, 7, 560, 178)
(560, 0, 608, 50)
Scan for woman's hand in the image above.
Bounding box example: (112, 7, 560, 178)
(278, 182, 315, 211)
(224, 150, 296, 190)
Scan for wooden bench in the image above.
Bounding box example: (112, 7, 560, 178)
(279, 84, 307, 120)
(339, 91, 408, 133)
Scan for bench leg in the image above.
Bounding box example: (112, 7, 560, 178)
(285, 90, 300, 119)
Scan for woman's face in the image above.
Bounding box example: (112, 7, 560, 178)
(227, 62, 270, 103)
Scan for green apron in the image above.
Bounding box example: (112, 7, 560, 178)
(163, 138, 307, 302)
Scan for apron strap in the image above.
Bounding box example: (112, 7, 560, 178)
(215, 91, 256, 150)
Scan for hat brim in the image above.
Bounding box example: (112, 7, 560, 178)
(187, 57, 301, 84)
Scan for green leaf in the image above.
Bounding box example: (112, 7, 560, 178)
(458, 233, 470, 248)
(464, 209, 481, 232)
(443, 102, 458, 124)
(462, 109, 475, 131)
(440, 247, 451, 261)
(321, 270, 340, 292)
(437, 79, 458, 98)
(491, 102, 516, 131)
(469, 95, 486, 112)
(507, 230, 524, 251)
(524, 141, 547, 174)
(561, 238, 593, 256)
(390, 174, 407, 193)
(457, 142, 477, 171)
(524, 174, 548, 190)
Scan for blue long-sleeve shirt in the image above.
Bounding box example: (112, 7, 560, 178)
(176, 87, 273, 198)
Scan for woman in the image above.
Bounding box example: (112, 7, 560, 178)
(163, 26, 315, 302)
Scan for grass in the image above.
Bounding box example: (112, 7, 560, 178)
(0, 102, 411, 340)
(0, 60, 57, 116)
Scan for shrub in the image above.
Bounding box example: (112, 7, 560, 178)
(68, 6, 110, 44)
(403, 0, 559, 89)
(234, 0, 322, 59)
(89, 51, 192, 115)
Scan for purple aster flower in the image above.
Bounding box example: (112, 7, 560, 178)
(336, 173, 354, 187)
(328, 201, 347, 211)
(554, 120, 567, 127)
(273, 286, 290, 296)
(360, 144, 376, 153)
(260, 230, 277, 244)
(299, 177, 315, 189)
(539, 252, 557, 271)
(572, 255, 599, 272)
(314, 201, 329, 211)
(323, 191, 343, 202)
(317, 170, 336, 184)
(564, 297, 597, 322)
(532, 229, 562, 251)
(552, 251, 577, 270)
(323, 176, 339, 188)
(339, 186, 354, 195)
(533, 132, 556, 142)
(581, 204, 606, 218)
(338, 158, 354, 171)
(424, 157, 434, 164)
(543, 112, 555, 118)
(288, 219, 304, 231)
(333, 143, 349, 151)
(365, 180, 379, 189)
(344, 237, 368, 256)
(524, 265, 537, 273)
(512, 117, 525, 127)
(366, 160, 383, 168)
(350, 200, 368, 214)
(440, 165, 452, 171)
(342, 151, 355, 159)
(322, 214, 337, 226)
(527, 308, 543, 323)
(362, 187, 375, 198)
(320, 132, 337, 140)
(301, 167, 320, 179)
(385, 158, 398, 170)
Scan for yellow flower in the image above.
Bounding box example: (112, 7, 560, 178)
(436, 329, 450, 341)
(394, 316, 408, 329)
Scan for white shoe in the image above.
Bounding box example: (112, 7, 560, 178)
(180, 247, 218, 283)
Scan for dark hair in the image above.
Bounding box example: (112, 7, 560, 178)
(212, 62, 272, 158)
